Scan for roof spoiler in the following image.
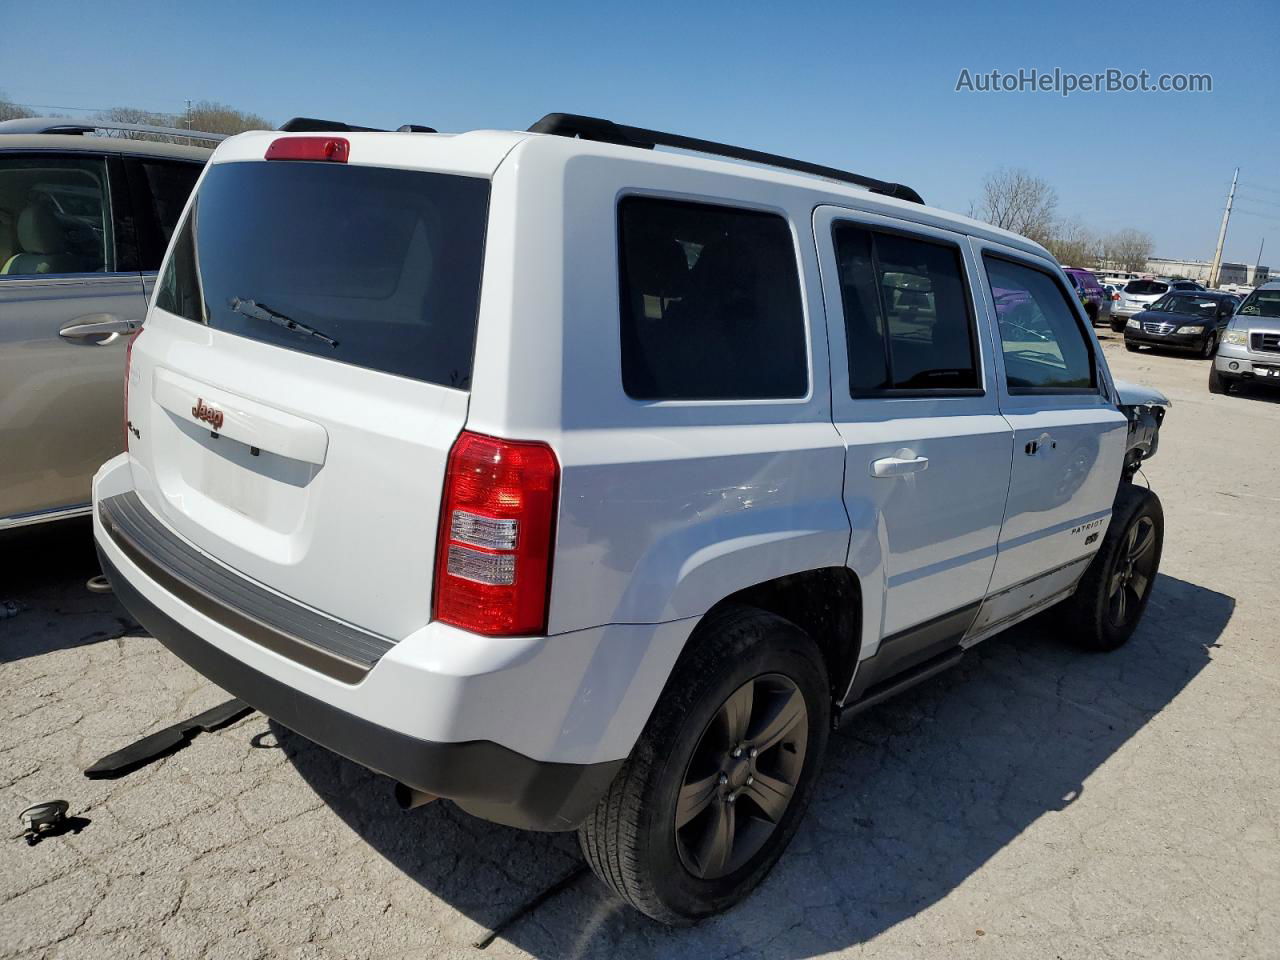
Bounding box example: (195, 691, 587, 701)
(278, 117, 437, 134)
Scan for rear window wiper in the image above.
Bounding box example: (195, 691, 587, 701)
(228, 297, 339, 348)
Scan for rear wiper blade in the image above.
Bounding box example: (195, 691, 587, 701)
(228, 297, 339, 347)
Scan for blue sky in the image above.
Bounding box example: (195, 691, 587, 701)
(5, 0, 1276, 264)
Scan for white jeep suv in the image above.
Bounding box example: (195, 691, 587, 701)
(93, 113, 1168, 924)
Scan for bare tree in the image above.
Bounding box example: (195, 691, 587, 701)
(186, 100, 270, 135)
(1044, 217, 1101, 268)
(0, 91, 34, 121)
(1103, 229, 1154, 272)
(968, 168, 1058, 247)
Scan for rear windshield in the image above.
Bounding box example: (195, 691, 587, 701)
(1239, 288, 1280, 318)
(1124, 280, 1168, 295)
(156, 161, 490, 389)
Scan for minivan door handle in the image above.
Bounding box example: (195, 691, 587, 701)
(870, 453, 929, 478)
(59, 315, 140, 344)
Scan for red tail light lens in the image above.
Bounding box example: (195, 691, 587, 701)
(123, 328, 143, 450)
(265, 137, 350, 163)
(433, 431, 560, 636)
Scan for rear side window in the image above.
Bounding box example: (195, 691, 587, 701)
(618, 197, 807, 400)
(985, 256, 1095, 392)
(832, 224, 980, 394)
(156, 161, 489, 389)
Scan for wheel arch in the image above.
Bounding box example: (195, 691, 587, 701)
(698, 567, 863, 705)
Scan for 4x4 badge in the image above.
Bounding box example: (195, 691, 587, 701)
(192, 398, 224, 430)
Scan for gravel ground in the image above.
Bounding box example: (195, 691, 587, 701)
(2, 333, 1277, 960)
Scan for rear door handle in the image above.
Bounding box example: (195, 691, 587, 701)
(870, 453, 929, 478)
(1025, 432, 1056, 456)
(58, 315, 141, 343)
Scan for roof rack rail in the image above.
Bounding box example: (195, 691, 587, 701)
(527, 113, 923, 205)
(0, 117, 226, 144)
(278, 117, 438, 134)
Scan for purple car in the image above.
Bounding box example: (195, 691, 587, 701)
(1062, 267, 1110, 326)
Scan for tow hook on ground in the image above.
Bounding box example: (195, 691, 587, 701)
(17, 801, 90, 845)
(83, 698, 254, 779)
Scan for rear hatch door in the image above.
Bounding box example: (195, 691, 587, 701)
(126, 140, 494, 640)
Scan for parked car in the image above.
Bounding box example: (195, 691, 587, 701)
(1211, 280, 1280, 393)
(1063, 266, 1110, 326)
(94, 113, 1168, 924)
(1112, 278, 1205, 329)
(0, 118, 215, 530)
(1123, 290, 1237, 357)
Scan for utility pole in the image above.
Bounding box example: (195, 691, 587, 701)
(1256, 237, 1267, 286)
(1208, 167, 1238, 288)
(185, 99, 192, 130)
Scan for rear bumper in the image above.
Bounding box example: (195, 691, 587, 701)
(91, 454, 691, 830)
(99, 547, 621, 830)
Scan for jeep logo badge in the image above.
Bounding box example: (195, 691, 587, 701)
(192, 398, 224, 431)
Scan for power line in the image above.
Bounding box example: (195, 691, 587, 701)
(1234, 207, 1280, 223)
(7, 99, 181, 116)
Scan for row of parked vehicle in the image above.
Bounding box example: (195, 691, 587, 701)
(0, 110, 1205, 923)
(1051, 259, 1280, 395)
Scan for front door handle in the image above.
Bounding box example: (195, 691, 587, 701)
(870, 453, 929, 478)
(58, 315, 141, 344)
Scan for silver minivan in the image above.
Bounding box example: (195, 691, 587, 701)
(0, 119, 213, 530)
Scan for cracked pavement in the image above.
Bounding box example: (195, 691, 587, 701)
(2, 336, 1278, 959)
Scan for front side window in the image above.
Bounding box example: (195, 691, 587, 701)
(0, 153, 113, 277)
(833, 224, 980, 394)
(155, 160, 490, 389)
(985, 256, 1096, 392)
(618, 197, 807, 400)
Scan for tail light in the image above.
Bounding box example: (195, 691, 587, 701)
(123, 328, 143, 450)
(1112, 292, 1120, 301)
(433, 431, 559, 636)
(265, 137, 350, 162)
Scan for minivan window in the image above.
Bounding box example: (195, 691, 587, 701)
(985, 256, 1095, 392)
(0, 153, 114, 276)
(833, 224, 980, 394)
(128, 158, 202, 271)
(1123, 280, 1168, 295)
(618, 197, 807, 400)
(156, 161, 490, 389)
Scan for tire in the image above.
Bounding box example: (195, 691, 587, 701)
(1125, 341, 1141, 352)
(1208, 363, 1230, 394)
(1200, 333, 1217, 359)
(1111, 318, 1126, 334)
(578, 605, 830, 924)
(1059, 485, 1163, 652)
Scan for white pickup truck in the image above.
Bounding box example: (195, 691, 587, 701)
(94, 113, 1168, 923)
